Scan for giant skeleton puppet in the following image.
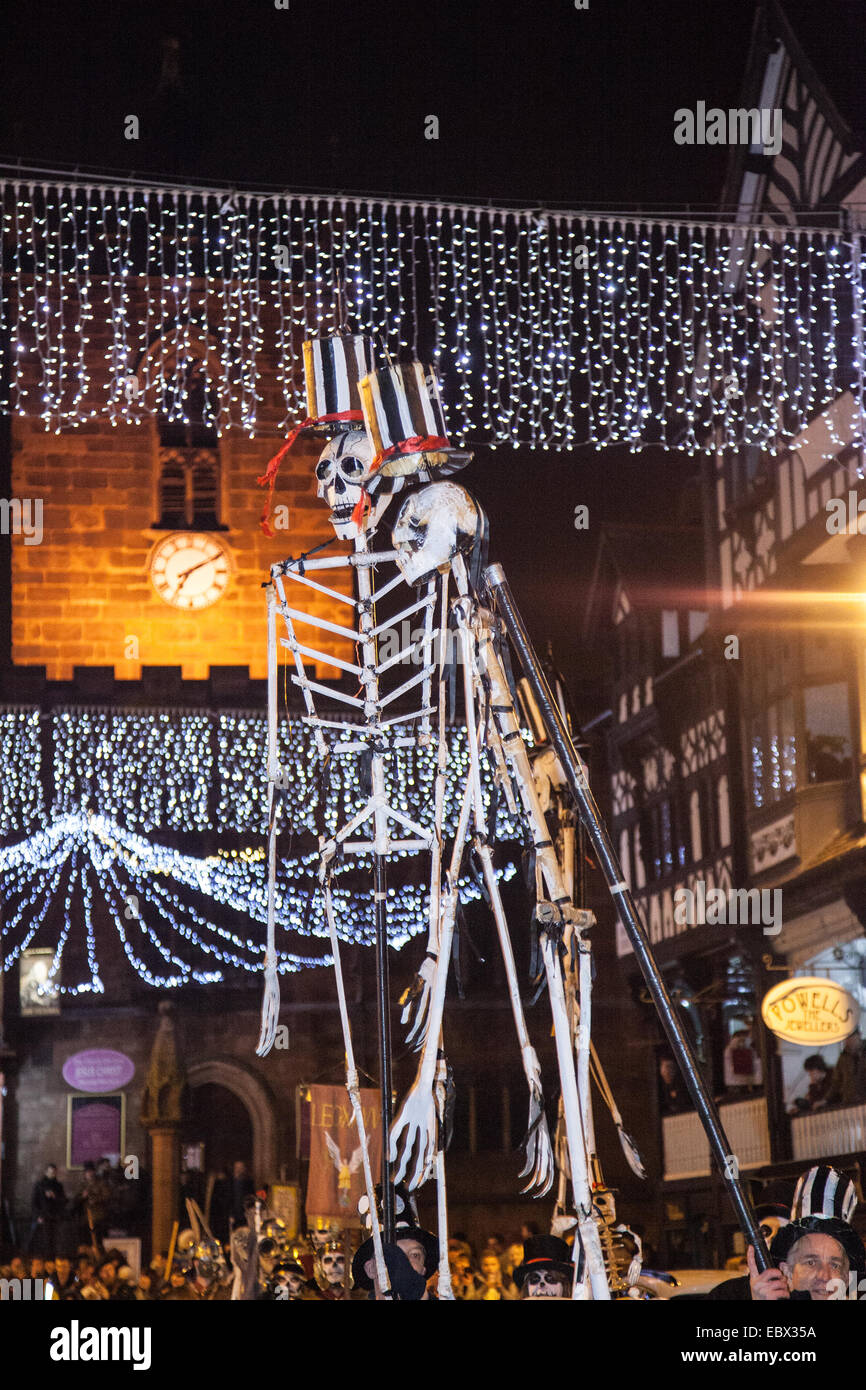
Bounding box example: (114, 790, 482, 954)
(256, 335, 771, 1301)
(257, 337, 484, 1299)
(257, 337, 569, 1296)
(256, 336, 638, 1301)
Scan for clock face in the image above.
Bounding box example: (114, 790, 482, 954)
(149, 533, 231, 610)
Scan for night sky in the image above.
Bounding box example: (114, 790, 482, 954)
(2, 0, 862, 699)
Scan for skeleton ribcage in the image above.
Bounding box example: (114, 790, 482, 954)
(267, 550, 521, 946)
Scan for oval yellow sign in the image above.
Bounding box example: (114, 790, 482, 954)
(761, 976, 860, 1045)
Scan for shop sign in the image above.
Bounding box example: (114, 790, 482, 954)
(761, 976, 860, 1045)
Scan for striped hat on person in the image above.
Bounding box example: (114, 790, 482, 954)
(791, 1165, 858, 1223)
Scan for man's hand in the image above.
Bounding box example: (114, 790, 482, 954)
(747, 1245, 790, 1300)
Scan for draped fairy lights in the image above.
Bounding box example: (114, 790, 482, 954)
(0, 707, 518, 989)
(1, 177, 863, 450)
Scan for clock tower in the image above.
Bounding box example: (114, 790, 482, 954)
(9, 312, 349, 682)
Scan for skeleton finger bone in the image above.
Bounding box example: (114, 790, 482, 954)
(519, 1082, 555, 1197)
(399, 955, 436, 1049)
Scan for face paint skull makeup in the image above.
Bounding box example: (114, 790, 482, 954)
(315, 1242, 346, 1288)
(276, 1270, 306, 1299)
(524, 1268, 568, 1298)
(391, 481, 481, 587)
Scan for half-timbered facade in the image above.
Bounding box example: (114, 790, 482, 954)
(586, 1, 866, 1265)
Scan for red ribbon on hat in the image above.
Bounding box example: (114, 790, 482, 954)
(370, 434, 451, 475)
(256, 410, 364, 537)
(351, 489, 373, 531)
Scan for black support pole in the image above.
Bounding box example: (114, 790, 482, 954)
(374, 851, 396, 1246)
(484, 563, 771, 1272)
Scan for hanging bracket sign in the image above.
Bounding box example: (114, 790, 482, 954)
(761, 976, 860, 1046)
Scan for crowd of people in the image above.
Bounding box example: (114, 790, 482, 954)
(0, 1207, 560, 1302)
(26, 1157, 148, 1256)
(4, 1158, 864, 1302)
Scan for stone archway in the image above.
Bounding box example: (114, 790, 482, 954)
(186, 1057, 278, 1185)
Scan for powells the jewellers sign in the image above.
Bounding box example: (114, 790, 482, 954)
(761, 977, 860, 1046)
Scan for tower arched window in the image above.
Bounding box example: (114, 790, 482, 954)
(149, 341, 224, 529)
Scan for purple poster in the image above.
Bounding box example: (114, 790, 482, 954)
(63, 1049, 135, 1093)
(69, 1096, 124, 1167)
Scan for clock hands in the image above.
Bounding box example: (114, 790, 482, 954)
(174, 553, 220, 597)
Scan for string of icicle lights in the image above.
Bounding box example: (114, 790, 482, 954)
(1, 179, 863, 450)
(0, 707, 518, 991)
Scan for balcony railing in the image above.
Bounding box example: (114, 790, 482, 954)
(791, 1103, 866, 1163)
(663, 1098, 771, 1180)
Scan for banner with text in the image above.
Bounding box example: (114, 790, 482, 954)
(304, 1084, 381, 1228)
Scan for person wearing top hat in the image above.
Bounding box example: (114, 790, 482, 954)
(512, 1235, 574, 1299)
(748, 1216, 865, 1300)
(352, 1222, 439, 1301)
(707, 1164, 859, 1299)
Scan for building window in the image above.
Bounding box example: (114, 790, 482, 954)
(157, 449, 221, 529)
(634, 824, 646, 889)
(662, 611, 680, 659)
(619, 829, 632, 888)
(717, 774, 730, 848)
(804, 683, 852, 784)
(688, 610, 708, 643)
(156, 360, 222, 530)
(689, 789, 702, 862)
(745, 635, 797, 808)
(728, 445, 763, 509)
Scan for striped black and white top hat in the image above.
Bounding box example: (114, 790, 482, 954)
(303, 334, 375, 433)
(792, 1165, 858, 1223)
(359, 361, 472, 490)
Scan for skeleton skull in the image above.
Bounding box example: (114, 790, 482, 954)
(315, 430, 382, 540)
(391, 482, 481, 587)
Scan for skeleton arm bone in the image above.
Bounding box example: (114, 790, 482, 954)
(454, 599, 554, 1195)
(402, 576, 450, 1048)
(472, 610, 610, 1299)
(390, 777, 473, 1187)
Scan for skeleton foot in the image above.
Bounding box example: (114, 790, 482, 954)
(389, 1082, 438, 1190)
(519, 1085, 555, 1197)
(399, 955, 437, 1050)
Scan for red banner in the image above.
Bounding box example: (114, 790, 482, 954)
(304, 1084, 382, 1227)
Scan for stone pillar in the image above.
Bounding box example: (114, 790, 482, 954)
(148, 1126, 180, 1257)
(140, 1001, 186, 1258)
